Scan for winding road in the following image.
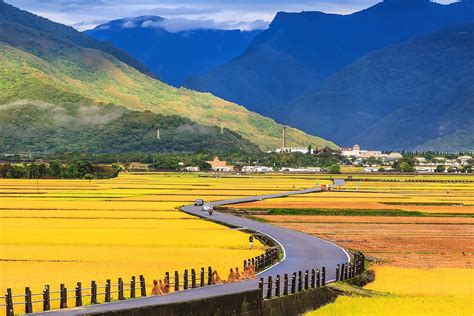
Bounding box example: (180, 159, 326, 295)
(38, 187, 350, 315)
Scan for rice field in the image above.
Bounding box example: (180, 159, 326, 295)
(2, 172, 473, 314)
(1, 173, 319, 312)
(232, 173, 474, 315)
(307, 267, 474, 316)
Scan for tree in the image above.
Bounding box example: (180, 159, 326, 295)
(378, 167, 386, 172)
(328, 164, 341, 174)
(84, 173, 95, 182)
(435, 165, 445, 173)
(399, 162, 415, 173)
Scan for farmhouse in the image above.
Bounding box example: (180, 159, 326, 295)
(207, 157, 235, 172)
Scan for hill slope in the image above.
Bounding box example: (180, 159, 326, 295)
(0, 1, 336, 152)
(86, 16, 262, 86)
(0, 100, 260, 153)
(285, 24, 474, 151)
(184, 0, 474, 119)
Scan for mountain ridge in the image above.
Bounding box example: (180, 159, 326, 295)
(184, 0, 474, 119)
(0, 1, 336, 152)
(285, 23, 474, 151)
(86, 16, 263, 86)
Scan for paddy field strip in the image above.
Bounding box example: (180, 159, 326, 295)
(0, 173, 320, 312)
(232, 174, 474, 315)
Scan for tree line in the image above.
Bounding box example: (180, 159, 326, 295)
(0, 161, 120, 179)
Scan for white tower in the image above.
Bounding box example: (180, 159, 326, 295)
(157, 129, 160, 140)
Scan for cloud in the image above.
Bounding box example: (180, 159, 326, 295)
(139, 17, 268, 32)
(0, 100, 123, 126)
(5, 0, 458, 32)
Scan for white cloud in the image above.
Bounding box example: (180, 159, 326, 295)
(5, 0, 459, 31)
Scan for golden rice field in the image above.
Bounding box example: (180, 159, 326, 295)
(307, 267, 474, 316)
(0, 173, 320, 312)
(2, 172, 474, 314)
(236, 174, 474, 215)
(231, 173, 474, 316)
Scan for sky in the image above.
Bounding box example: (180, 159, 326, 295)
(6, 0, 457, 32)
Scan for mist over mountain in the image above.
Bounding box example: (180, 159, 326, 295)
(184, 0, 474, 119)
(86, 16, 262, 86)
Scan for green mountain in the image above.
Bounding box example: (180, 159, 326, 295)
(286, 24, 474, 151)
(0, 1, 336, 153)
(0, 101, 260, 153)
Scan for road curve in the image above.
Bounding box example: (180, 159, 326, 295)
(37, 187, 350, 315)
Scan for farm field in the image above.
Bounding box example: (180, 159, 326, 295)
(235, 173, 474, 315)
(307, 267, 474, 316)
(0, 173, 319, 312)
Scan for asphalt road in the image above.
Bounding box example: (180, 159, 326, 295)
(36, 187, 350, 315)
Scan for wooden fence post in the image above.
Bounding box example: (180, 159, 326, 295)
(25, 287, 33, 314)
(207, 267, 212, 286)
(91, 281, 97, 304)
(200, 268, 205, 287)
(130, 276, 136, 298)
(291, 273, 296, 294)
(352, 261, 356, 277)
(311, 269, 316, 288)
(266, 276, 273, 299)
(321, 267, 326, 286)
(191, 269, 197, 289)
(75, 282, 82, 307)
(60, 284, 67, 309)
(244, 260, 247, 270)
(43, 285, 50, 311)
(183, 270, 189, 290)
(316, 269, 321, 288)
(258, 278, 264, 301)
(283, 274, 289, 296)
(344, 263, 348, 280)
(298, 271, 303, 292)
(340, 263, 345, 281)
(105, 279, 111, 303)
(336, 264, 340, 281)
(5, 288, 13, 316)
(118, 278, 124, 300)
(304, 270, 309, 290)
(139, 275, 146, 297)
(275, 275, 281, 297)
(174, 271, 179, 292)
(165, 272, 170, 290)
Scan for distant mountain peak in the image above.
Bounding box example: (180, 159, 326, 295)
(94, 16, 165, 30)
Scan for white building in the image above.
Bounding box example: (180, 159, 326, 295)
(341, 144, 384, 158)
(242, 166, 274, 173)
(458, 155, 473, 165)
(385, 152, 403, 161)
(183, 166, 200, 172)
(281, 167, 321, 173)
(275, 147, 313, 154)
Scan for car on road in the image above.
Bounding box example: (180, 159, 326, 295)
(202, 204, 213, 215)
(194, 199, 204, 206)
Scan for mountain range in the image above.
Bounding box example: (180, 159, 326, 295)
(286, 24, 474, 151)
(86, 16, 262, 86)
(0, 0, 335, 154)
(183, 0, 474, 150)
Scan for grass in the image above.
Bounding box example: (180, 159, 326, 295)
(255, 208, 427, 217)
(307, 267, 474, 316)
